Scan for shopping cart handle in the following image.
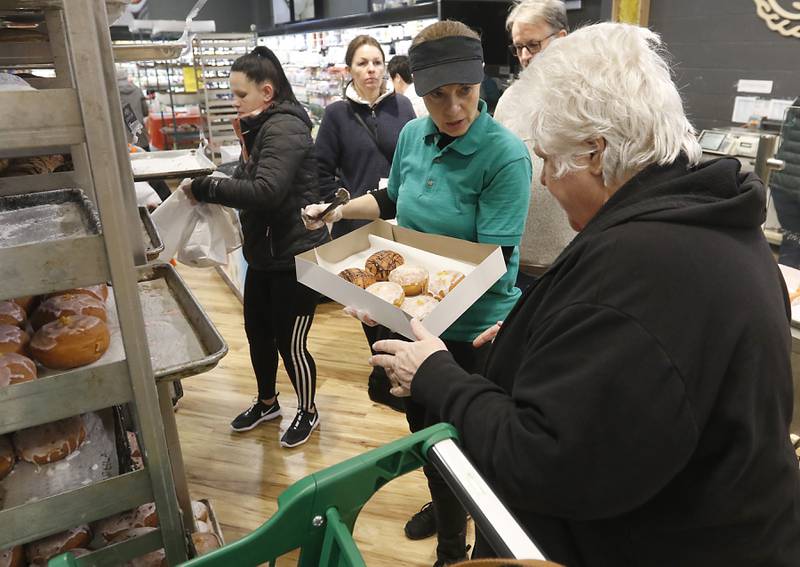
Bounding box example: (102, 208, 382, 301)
(427, 438, 547, 560)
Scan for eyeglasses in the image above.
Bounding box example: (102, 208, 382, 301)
(508, 32, 559, 58)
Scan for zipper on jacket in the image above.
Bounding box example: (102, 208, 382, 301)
(266, 226, 274, 257)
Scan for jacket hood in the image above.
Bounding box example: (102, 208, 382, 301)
(586, 155, 766, 235)
(240, 99, 312, 132)
(344, 80, 395, 108)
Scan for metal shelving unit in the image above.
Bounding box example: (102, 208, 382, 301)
(192, 33, 255, 163)
(0, 1, 226, 564)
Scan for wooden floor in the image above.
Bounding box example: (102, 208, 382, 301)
(173, 265, 473, 566)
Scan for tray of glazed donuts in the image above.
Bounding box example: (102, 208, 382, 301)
(296, 220, 508, 341)
(0, 497, 223, 565)
(0, 264, 225, 384)
(139, 206, 165, 262)
(0, 188, 101, 250)
(0, 408, 119, 514)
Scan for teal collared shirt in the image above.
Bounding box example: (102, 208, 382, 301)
(388, 100, 532, 341)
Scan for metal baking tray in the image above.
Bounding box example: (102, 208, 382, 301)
(139, 206, 164, 262)
(136, 263, 228, 381)
(30, 264, 226, 383)
(0, 188, 101, 249)
(130, 149, 216, 181)
(0, 409, 119, 512)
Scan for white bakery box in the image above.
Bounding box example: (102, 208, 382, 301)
(295, 220, 506, 340)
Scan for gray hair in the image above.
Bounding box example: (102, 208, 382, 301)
(521, 22, 701, 186)
(506, 0, 568, 33)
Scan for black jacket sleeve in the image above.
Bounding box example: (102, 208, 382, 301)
(371, 188, 397, 219)
(191, 114, 309, 210)
(412, 303, 699, 521)
(314, 107, 343, 202)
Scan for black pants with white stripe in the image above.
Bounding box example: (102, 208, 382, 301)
(243, 268, 320, 411)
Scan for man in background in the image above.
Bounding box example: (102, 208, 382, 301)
(387, 55, 428, 117)
(494, 0, 573, 287)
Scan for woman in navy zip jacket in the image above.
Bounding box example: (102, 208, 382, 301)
(314, 35, 416, 411)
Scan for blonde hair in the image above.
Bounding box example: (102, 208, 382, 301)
(522, 22, 701, 186)
(411, 20, 480, 47)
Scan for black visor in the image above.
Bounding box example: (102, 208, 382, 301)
(409, 36, 484, 97)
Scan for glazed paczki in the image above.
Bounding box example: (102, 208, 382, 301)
(427, 270, 465, 300)
(31, 294, 107, 330)
(366, 281, 405, 307)
(0, 353, 37, 386)
(0, 301, 26, 328)
(29, 315, 110, 369)
(388, 264, 429, 296)
(13, 415, 86, 465)
(0, 325, 29, 356)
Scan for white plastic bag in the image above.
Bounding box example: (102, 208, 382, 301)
(152, 189, 242, 267)
(134, 181, 162, 210)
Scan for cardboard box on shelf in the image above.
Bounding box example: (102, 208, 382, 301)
(295, 220, 506, 340)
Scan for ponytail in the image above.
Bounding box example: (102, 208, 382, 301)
(231, 46, 300, 106)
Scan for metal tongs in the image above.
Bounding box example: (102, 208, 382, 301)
(306, 188, 350, 222)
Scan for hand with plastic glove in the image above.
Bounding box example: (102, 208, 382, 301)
(342, 306, 378, 327)
(301, 202, 343, 230)
(472, 321, 503, 348)
(178, 177, 197, 205)
(369, 318, 447, 398)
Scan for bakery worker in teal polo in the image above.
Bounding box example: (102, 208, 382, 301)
(302, 20, 530, 565)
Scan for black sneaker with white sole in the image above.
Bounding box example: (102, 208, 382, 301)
(280, 408, 319, 448)
(230, 398, 281, 432)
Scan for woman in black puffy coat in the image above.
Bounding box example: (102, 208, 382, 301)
(185, 46, 329, 448)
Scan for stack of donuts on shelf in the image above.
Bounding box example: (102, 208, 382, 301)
(0, 284, 111, 371)
(337, 250, 465, 320)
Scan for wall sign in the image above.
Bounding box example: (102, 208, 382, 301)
(754, 0, 800, 38)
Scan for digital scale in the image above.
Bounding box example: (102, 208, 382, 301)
(698, 128, 762, 158)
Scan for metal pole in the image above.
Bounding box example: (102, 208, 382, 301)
(427, 439, 547, 560)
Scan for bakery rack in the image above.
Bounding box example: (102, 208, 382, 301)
(0, 0, 226, 564)
(192, 33, 256, 163)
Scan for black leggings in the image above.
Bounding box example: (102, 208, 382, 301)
(243, 268, 319, 411)
(406, 338, 491, 552)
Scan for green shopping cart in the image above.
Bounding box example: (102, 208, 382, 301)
(49, 423, 546, 566)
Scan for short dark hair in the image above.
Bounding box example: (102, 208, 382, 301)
(231, 46, 299, 105)
(387, 55, 412, 84)
(345, 35, 386, 67)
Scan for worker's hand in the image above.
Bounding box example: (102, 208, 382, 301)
(343, 306, 378, 327)
(178, 177, 197, 205)
(370, 319, 447, 398)
(301, 202, 343, 230)
(472, 321, 503, 348)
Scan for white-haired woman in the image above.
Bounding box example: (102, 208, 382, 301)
(368, 22, 800, 565)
